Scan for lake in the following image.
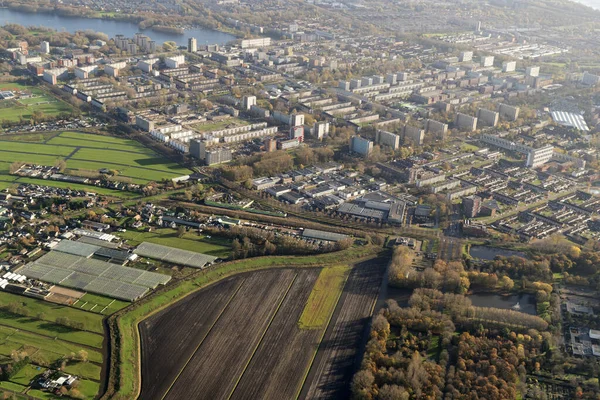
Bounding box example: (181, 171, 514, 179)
(469, 293, 537, 315)
(0, 8, 235, 46)
(469, 245, 525, 261)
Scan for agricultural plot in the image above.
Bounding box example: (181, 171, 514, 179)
(134, 242, 218, 269)
(140, 268, 351, 400)
(0, 130, 191, 187)
(164, 270, 296, 400)
(300, 258, 387, 399)
(0, 308, 103, 398)
(0, 292, 103, 334)
(139, 277, 244, 400)
(230, 270, 321, 400)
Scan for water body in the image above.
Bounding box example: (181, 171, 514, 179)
(0, 8, 235, 46)
(469, 293, 537, 315)
(469, 245, 525, 261)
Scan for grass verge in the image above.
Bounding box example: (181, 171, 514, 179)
(297, 265, 350, 329)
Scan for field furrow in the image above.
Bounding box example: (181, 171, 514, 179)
(163, 269, 296, 400)
(230, 269, 321, 400)
(138, 277, 243, 400)
(300, 259, 386, 400)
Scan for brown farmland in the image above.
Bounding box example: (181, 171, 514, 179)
(299, 258, 387, 399)
(139, 261, 385, 400)
(138, 277, 243, 400)
(230, 269, 321, 400)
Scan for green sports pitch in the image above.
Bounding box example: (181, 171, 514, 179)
(0, 82, 73, 123)
(0, 131, 191, 195)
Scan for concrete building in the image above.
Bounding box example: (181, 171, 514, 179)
(386, 73, 397, 85)
(498, 103, 520, 121)
(188, 37, 197, 53)
(582, 72, 600, 86)
(136, 116, 155, 132)
(265, 138, 277, 152)
(361, 77, 373, 87)
(42, 68, 68, 85)
(40, 41, 50, 54)
(480, 134, 554, 168)
(74, 65, 98, 79)
(313, 121, 330, 140)
(350, 136, 373, 158)
(104, 62, 127, 78)
(526, 145, 554, 168)
(242, 95, 257, 110)
(240, 37, 271, 48)
(278, 138, 301, 149)
(526, 66, 540, 77)
(459, 51, 473, 62)
(290, 125, 304, 141)
(425, 119, 448, 139)
(137, 58, 158, 73)
(477, 108, 499, 127)
(290, 113, 304, 127)
(165, 55, 185, 69)
(480, 56, 494, 67)
(350, 79, 362, 89)
(463, 195, 482, 218)
(404, 125, 425, 145)
(502, 61, 517, 73)
(376, 130, 400, 150)
(338, 81, 351, 91)
(455, 113, 478, 132)
(190, 139, 232, 165)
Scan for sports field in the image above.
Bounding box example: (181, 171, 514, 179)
(0, 82, 73, 123)
(118, 228, 231, 258)
(0, 131, 191, 192)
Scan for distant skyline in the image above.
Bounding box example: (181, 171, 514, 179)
(571, 0, 600, 11)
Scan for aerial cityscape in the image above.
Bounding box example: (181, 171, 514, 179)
(0, 0, 600, 399)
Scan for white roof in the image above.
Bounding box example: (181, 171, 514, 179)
(590, 329, 600, 340)
(551, 111, 590, 131)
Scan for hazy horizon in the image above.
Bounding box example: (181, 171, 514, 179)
(571, 0, 600, 10)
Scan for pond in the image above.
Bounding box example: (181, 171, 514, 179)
(469, 245, 525, 261)
(0, 8, 235, 46)
(469, 293, 537, 315)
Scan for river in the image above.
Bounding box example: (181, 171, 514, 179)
(0, 8, 235, 46)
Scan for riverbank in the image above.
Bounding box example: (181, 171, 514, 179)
(0, 5, 240, 45)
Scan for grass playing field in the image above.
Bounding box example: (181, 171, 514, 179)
(0, 131, 191, 194)
(118, 228, 231, 258)
(0, 82, 73, 123)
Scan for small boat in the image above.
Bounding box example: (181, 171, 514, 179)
(512, 302, 521, 310)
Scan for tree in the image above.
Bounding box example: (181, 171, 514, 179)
(77, 350, 88, 362)
(177, 226, 186, 238)
(54, 159, 67, 172)
(31, 110, 45, 124)
(499, 276, 515, 291)
(351, 370, 374, 397)
(378, 385, 409, 400)
(9, 161, 23, 174)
